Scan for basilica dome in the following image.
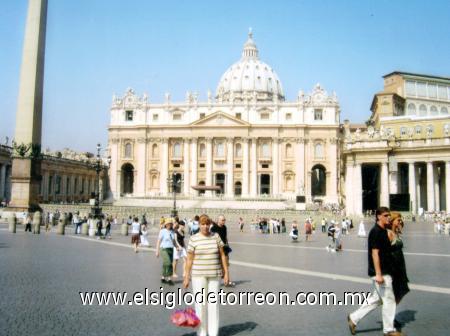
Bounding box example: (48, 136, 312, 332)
(216, 31, 284, 102)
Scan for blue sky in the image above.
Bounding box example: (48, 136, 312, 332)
(1, 0, 449, 152)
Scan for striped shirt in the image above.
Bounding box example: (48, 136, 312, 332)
(187, 233, 224, 277)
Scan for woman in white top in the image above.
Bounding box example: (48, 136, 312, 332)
(130, 217, 141, 253)
(184, 214, 229, 336)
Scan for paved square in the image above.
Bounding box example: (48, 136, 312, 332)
(1, 219, 449, 336)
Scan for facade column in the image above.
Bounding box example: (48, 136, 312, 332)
(190, 138, 198, 195)
(354, 163, 363, 215)
(329, 138, 338, 203)
(434, 166, 440, 211)
(42, 171, 49, 201)
(272, 139, 279, 196)
(242, 138, 249, 197)
(408, 162, 417, 214)
(226, 138, 234, 197)
(295, 138, 305, 195)
(446, 162, 450, 212)
(345, 162, 354, 215)
(0, 164, 6, 200)
(160, 138, 169, 195)
(380, 161, 390, 207)
(136, 138, 147, 197)
(183, 139, 190, 195)
(251, 138, 258, 197)
(427, 161, 435, 212)
(109, 139, 119, 198)
(205, 137, 213, 196)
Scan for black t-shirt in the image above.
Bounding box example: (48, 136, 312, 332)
(368, 223, 393, 276)
(210, 224, 228, 245)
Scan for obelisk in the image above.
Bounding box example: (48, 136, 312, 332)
(9, 0, 48, 211)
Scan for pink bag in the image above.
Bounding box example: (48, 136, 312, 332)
(170, 308, 201, 328)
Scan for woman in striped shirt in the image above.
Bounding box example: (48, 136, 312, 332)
(183, 214, 229, 336)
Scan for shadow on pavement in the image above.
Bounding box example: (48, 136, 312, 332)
(180, 321, 258, 336)
(396, 309, 417, 329)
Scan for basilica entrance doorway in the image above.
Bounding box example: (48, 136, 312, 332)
(362, 164, 379, 212)
(260, 174, 270, 195)
(215, 173, 225, 195)
(121, 163, 134, 195)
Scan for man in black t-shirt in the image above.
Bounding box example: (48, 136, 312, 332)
(348, 207, 402, 336)
(211, 215, 235, 287)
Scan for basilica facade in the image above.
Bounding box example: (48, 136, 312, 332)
(108, 32, 340, 204)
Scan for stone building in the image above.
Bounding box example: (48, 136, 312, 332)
(0, 146, 106, 205)
(108, 32, 341, 204)
(343, 72, 450, 215)
(0, 145, 12, 204)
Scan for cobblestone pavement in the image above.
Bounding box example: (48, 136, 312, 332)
(0, 219, 449, 336)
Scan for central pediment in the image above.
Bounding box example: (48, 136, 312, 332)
(190, 111, 250, 127)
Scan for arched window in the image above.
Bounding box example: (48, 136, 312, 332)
(285, 175, 294, 191)
(285, 143, 293, 157)
(173, 142, 181, 157)
(419, 104, 427, 116)
(314, 143, 323, 159)
(311, 164, 326, 196)
(124, 143, 132, 158)
(407, 103, 416, 115)
(121, 163, 134, 194)
(441, 107, 448, 115)
(198, 181, 205, 195)
(261, 142, 270, 157)
(430, 105, 438, 116)
(215, 142, 224, 157)
(151, 175, 158, 188)
(234, 181, 242, 196)
(199, 143, 206, 158)
(235, 143, 242, 157)
(152, 144, 158, 157)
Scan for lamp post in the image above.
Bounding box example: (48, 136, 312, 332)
(90, 143, 111, 219)
(167, 172, 183, 218)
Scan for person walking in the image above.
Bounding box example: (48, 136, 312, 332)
(172, 220, 187, 278)
(238, 217, 244, 233)
(211, 215, 235, 287)
(104, 216, 112, 240)
(304, 219, 312, 241)
(348, 207, 403, 336)
(156, 218, 177, 285)
(183, 214, 229, 336)
(130, 217, 141, 253)
(140, 223, 150, 247)
(24, 214, 32, 232)
(388, 213, 410, 306)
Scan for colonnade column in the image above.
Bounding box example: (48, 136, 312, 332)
(190, 138, 198, 196)
(136, 138, 147, 197)
(434, 166, 440, 211)
(183, 139, 190, 195)
(380, 161, 389, 207)
(408, 162, 417, 214)
(0, 164, 6, 200)
(226, 138, 234, 197)
(427, 161, 435, 212)
(251, 138, 257, 197)
(272, 139, 279, 196)
(160, 139, 169, 195)
(295, 138, 305, 195)
(329, 138, 338, 203)
(345, 163, 354, 215)
(354, 163, 363, 215)
(446, 162, 450, 212)
(205, 138, 213, 196)
(242, 138, 249, 197)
